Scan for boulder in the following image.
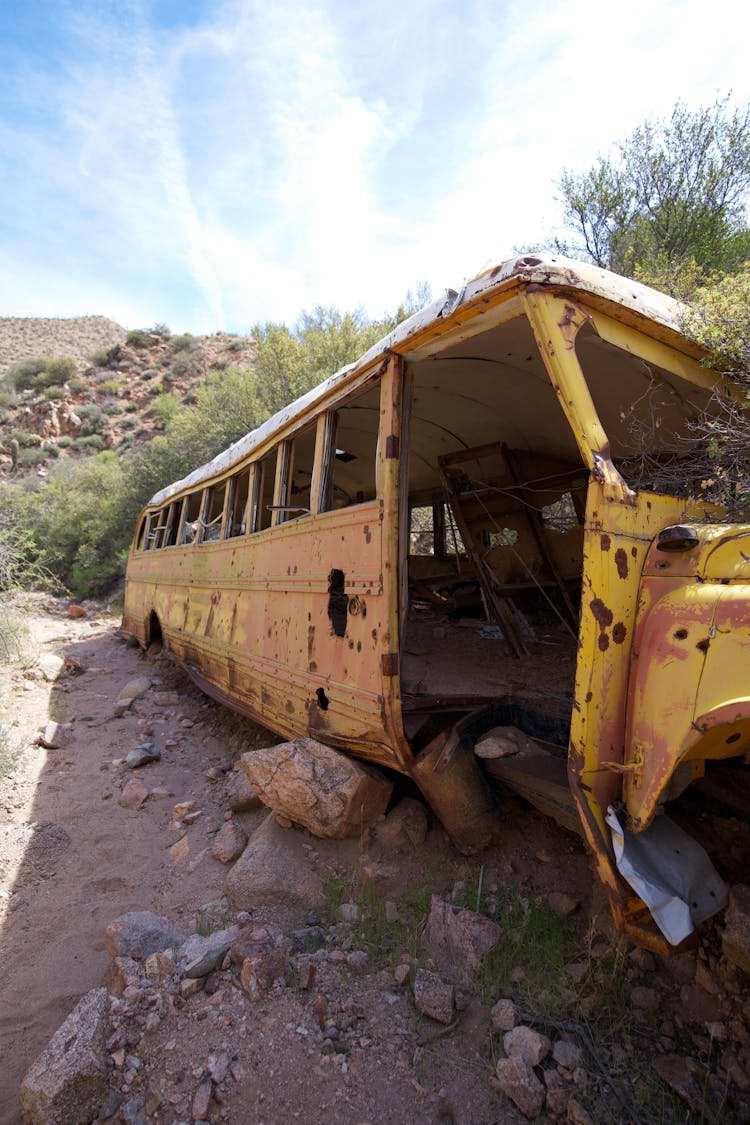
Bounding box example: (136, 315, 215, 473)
(104, 911, 184, 960)
(723, 883, 750, 975)
(179, 926, 239, 978)
(412, 968, 454, 1024)
(239, 737, 392, 838)
(19, 988, 109, 1125)
(224, 812, 324, 912)
(490, 997, 517, 1032)
(118, 777, 149, 810)
(421, 895, 502, 986)
(474, 725, 538, 759)
(114, 675, 152, 716)
(503, 1025, 551, 1067)
(224, 768, 263, 812)
(211, 820, 247, 863)
(493, 1056, 545, 1119)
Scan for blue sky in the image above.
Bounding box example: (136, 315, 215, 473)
(0, 0, 748, 334)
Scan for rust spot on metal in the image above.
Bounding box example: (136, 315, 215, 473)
(381, 653, 399, 677)
(601, 534, 611, 551)
(316, 688, 329, 711)
(598, 633, 610, 652)
(385, 434, 399, 459)
(674, 628, 688, 640)
(631, 546, 638, 558)
(585, 691, 593, 703)
(615, 548, 628, 579)
(327, 569, 348, 637)
(357, 641, 362, 653)
(612, 622, 627, 644)
(590, 598, 613, 628)
(696, 637, 710, 653)
(364, 525, 372, 545)
(307, 624, 315, 660)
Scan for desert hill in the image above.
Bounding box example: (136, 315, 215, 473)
(0, 316, 127, 378)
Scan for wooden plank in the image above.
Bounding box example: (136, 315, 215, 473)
(482, 752, 583, 836)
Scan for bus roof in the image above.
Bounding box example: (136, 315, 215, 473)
(148, 254, 688, 508)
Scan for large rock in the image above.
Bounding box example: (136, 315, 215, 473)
(371, 798, 428, 853)
(493, 1056, 546, 1119)
(224, 767, 263, 812)
(239, 738, 392, 838)
(503, 1025, 551, 1067)
(422, 895, 502, 986)
(179, 926, 239, 978)
(412, 968, 454, 1024)
(224, 813, 324, 912)
(114, 675, 152, 716)
(723, 883, 750, 975)
(474, 725, 538, 759)
(231, 922, 291, 999)
(19, 988, 109, 1125)
(104, 911, 184, 960)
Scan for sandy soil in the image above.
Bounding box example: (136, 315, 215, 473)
(1, 599, 748, 1125)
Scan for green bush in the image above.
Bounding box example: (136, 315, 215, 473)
(170, 333, 195, 353)
(124, 402, 139, 413)
(8, 429, 42, 448)
(16, 447, 48, 467)
(150, 323, 171, 338)
(57, 436, 73, 448)
(9, 356, 75, 392)
(140, 369, 156, 381)
(97, 379, 121, 395)
(46, 386, 66, 401)
(73, 434, 105, 452)
(150, 393, 181, 429)
(0, 388, 17, 409)
(102, 402, 123, 416)
(120, 417, 137, 430)
(169, 350, 203, 379)
(68, 375, 87, 394)
(126, 329, 150, 348)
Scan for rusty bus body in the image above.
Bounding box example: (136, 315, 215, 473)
(123, 255, 750, 951)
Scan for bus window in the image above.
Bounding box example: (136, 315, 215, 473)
(180, 491, 204, 544)
(226, 468, 251, 537)
(409, 506, 435, 555)
(322, 382, 380, 511)
(135, 516, 147, 551)
(202, 481, 227, 542)
(161, 501, 179, 548)
(279, 425, 316, 523)
(255, 450, 277, 532)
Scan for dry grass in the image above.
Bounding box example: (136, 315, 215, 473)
(0, 316, 126, 377)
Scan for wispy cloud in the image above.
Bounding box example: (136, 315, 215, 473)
(0, 0, 748, 332)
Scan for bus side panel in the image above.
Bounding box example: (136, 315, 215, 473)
(125, 501, 403, 769)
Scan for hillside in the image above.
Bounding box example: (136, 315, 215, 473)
(0, 316, 127, 378)
(0, 326, 255, 473)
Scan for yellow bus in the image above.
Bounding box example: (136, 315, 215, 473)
(123, 254, 749, 951)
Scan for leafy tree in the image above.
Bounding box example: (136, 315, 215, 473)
(555, 96, 750, 291)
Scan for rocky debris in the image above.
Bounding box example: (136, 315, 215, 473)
(492, 1056, 545, 1119)
(553, 1038, 584, 1070)
(474, 725, 538, 759)
(503, 1025, 551, 1067)
(192, 1076, 214, 1120)
(679, 982, 722, 1023)
(223, 767, 263, 812)
(153, 690, 180, 707)
(36, 720, 71, 750)
(546, 891, 579, 918)
(114, 675, 152, 716)
(117, 777, 149, 810)
(421, 895, 502, 986)
(723, 883, 750, 975)
(125, 742, 161, 769)
(19, 988, 109, 1125)
(490, 997, 517, 1032)
(210, 819, 247, 863)
(224, 812, 324, 912)
(652, 1054, 712, 1117)
(36, 653, 65, 682)
(67, 603, 87, 618)
(370, 798, 428, 853)
(102, 956, 143, 998)
(104, 911, 184, 960)
(169, 835, 190, 863)
(179, 926, 239, 978)
(239, 737, 393, 838)
(412, 968, 454, 1024)
(630, 985, 659, 1011)
(230, 921, 291, 999)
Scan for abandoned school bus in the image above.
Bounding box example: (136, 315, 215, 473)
(123, 254, 750, 952)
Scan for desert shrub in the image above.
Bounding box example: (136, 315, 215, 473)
(57, 436, 73, 448)
(73, 434, 105, 452)
(140, 369, 156, 381)
(89, 346, 113, 367)
(16, 447, 48, 468)
(124, 402, 138, 413)
(9, 356, 74, 392)
(68, 375, 87, 394)
(8, 429, 42, 449)
(126, 329, 150, 348)
(0, 388, 17, 409)
(97, 379, 121, 395)
(170, 333, 195, 353)
(150, 393, 181, 429)
(46, 385, 66, 401)
(120, 417, 137, 430)
(149, 323, 171, 338)
(102, 402, 123, 416)
(169, 350, 204, 379)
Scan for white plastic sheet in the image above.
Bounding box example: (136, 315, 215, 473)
(606, 805, 728, 946)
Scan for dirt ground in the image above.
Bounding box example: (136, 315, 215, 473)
(1, 599, 749, 1125)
